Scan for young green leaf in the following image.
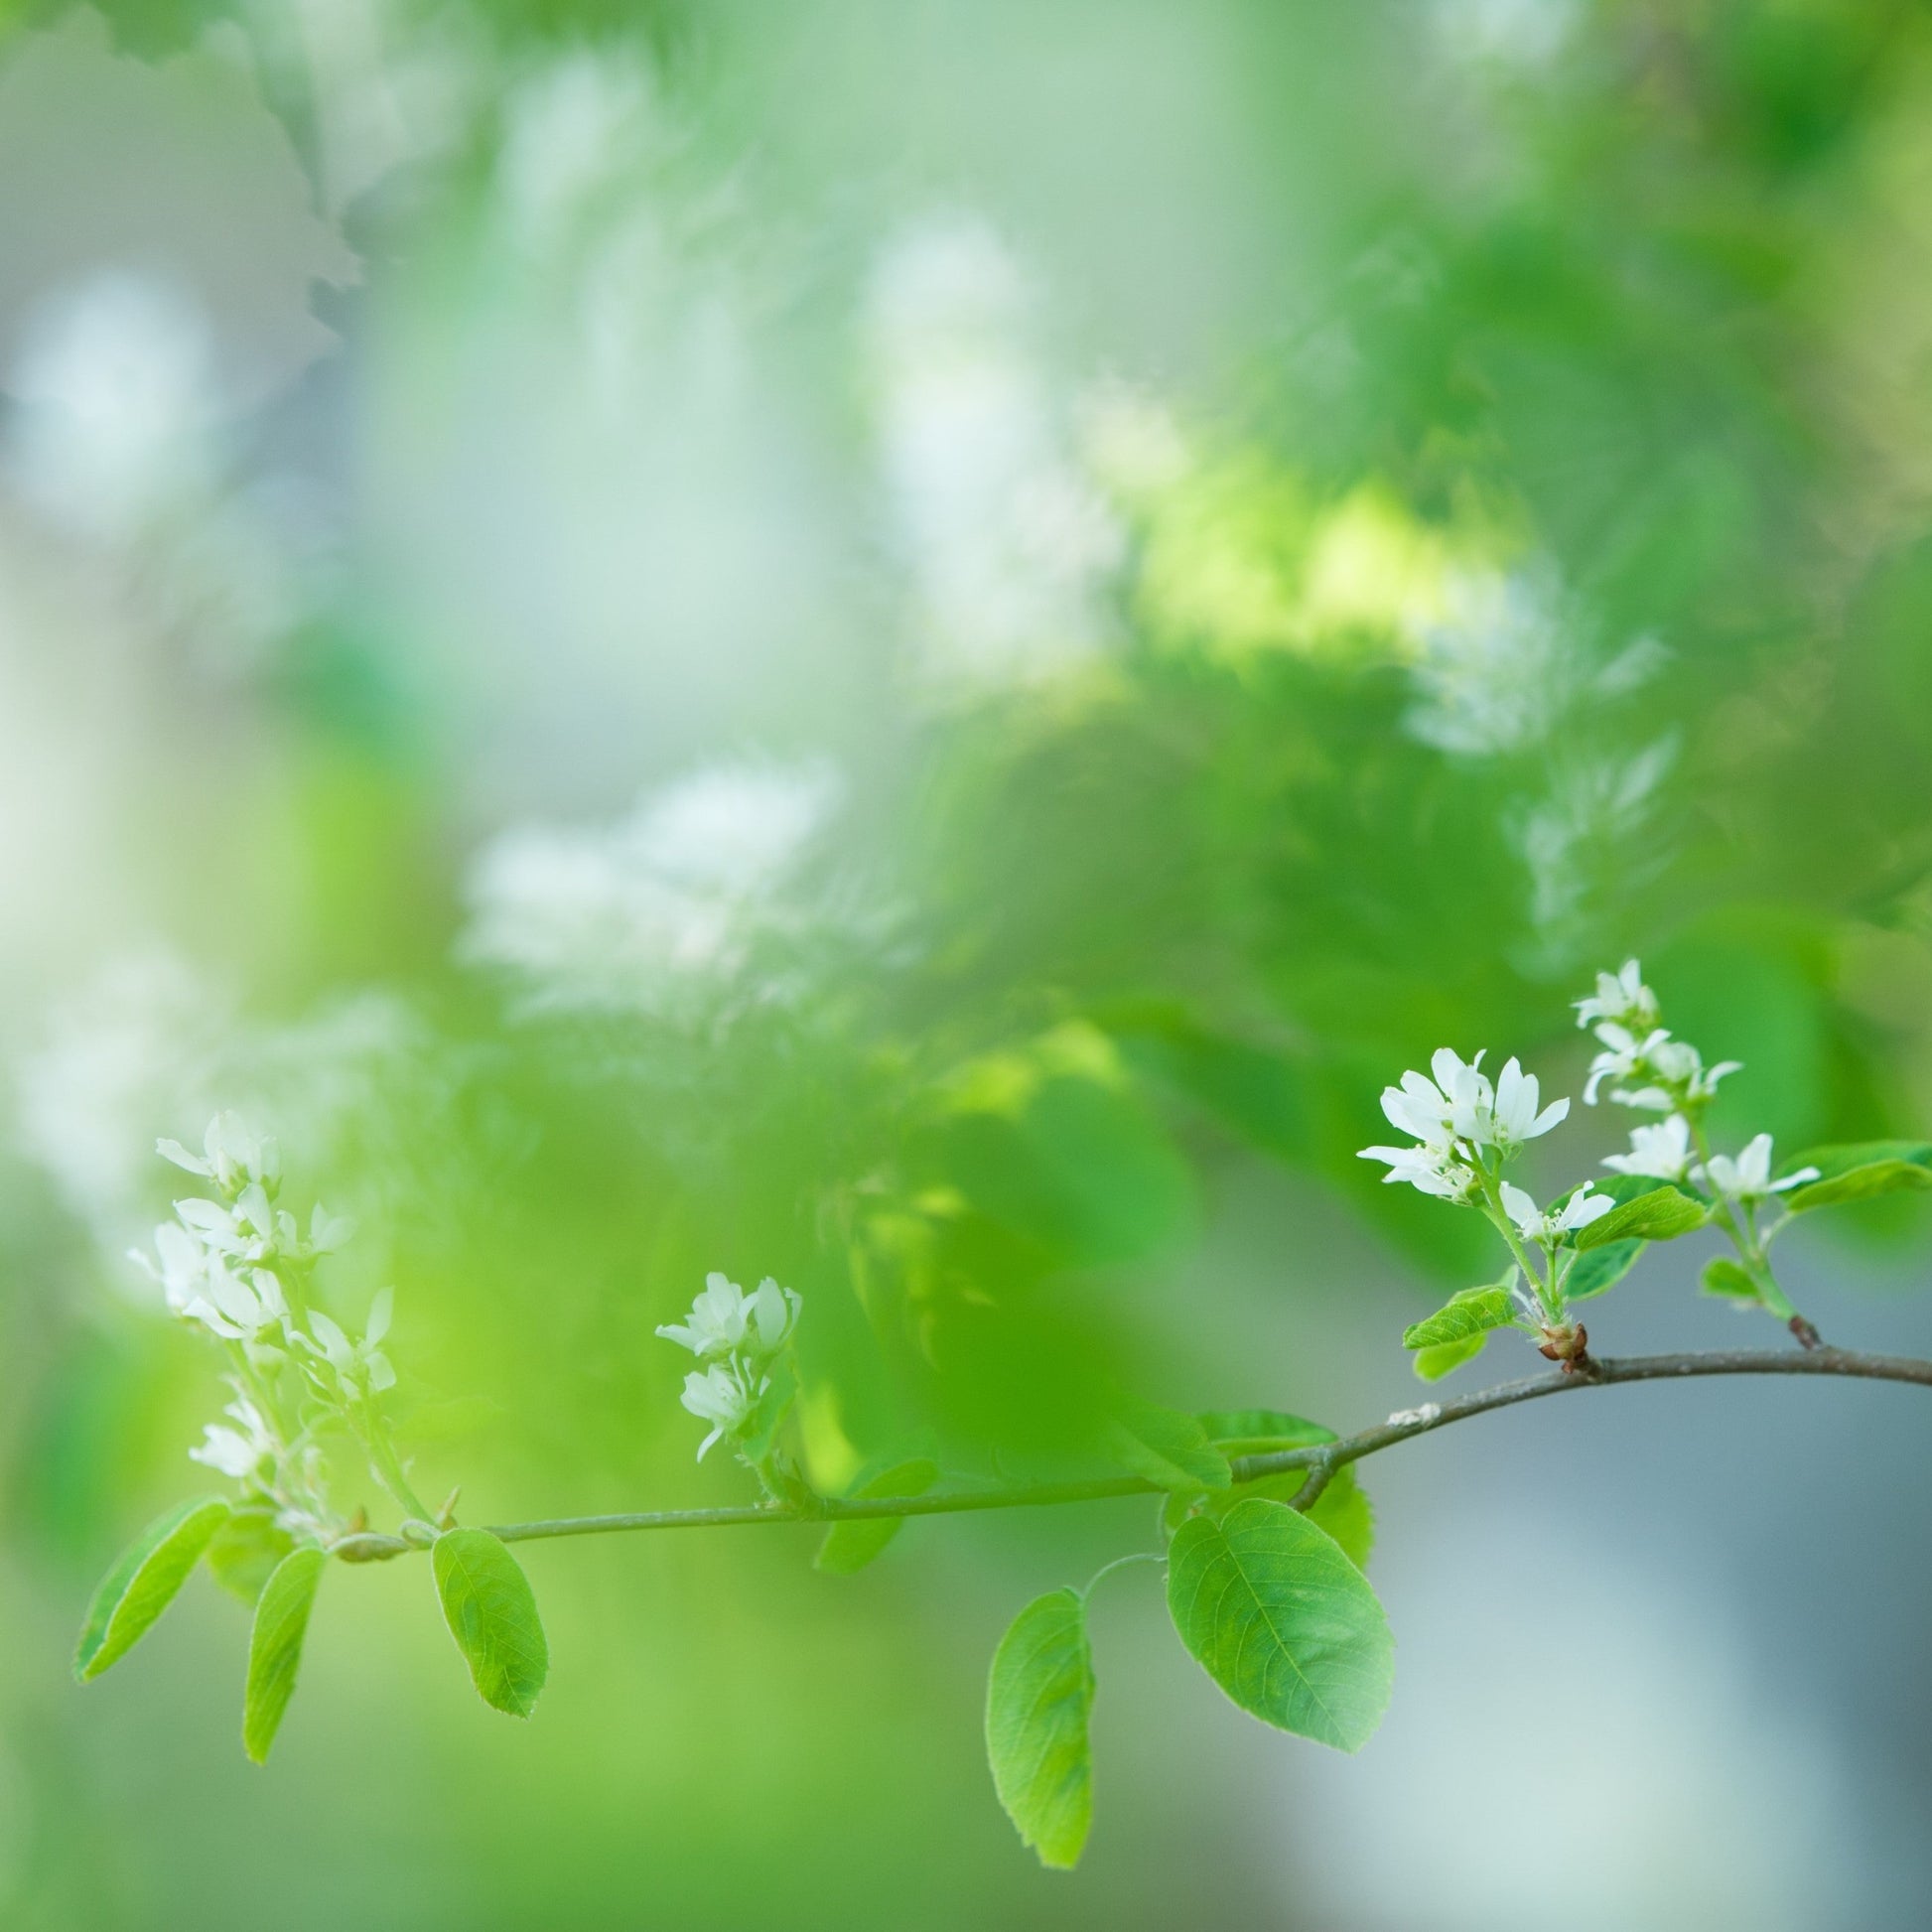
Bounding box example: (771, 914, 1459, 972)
(1401, 1284, 1514, 1351)
(243, 1546, 326, 1763)
(433, 1528, 549, 1718)
(1779, 1140, 1932, 1184)
(1574, 1185, 1707, 1250)
(73, 1495, 230, 1683)
(1106, 1402, 1232, 1492)
(984, 1587, 1096, 1869)
(1161, 1465, 1376, 1572)
(1412, 1332, 1489, 1381)
(1701, 1255, 1761, 1301)
(1784, 1161, 1932, 1213)
(1195, 1410, 1333, 1455)
(815, 1456, 940, 1575)
(206, 1509, 297, 1606)
(1566, 1237, 1645, 1302)
(1167, 1497, 1394, 1751)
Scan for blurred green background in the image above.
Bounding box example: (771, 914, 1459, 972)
(6, 1, 1932, 1925)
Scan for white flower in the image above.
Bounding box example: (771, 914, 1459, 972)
(656, 1272, 754, 1359)
(1485, 1056, 1570, 1151)
(307, 1204, 356, 1255)
(157, 1112, 280, 1198)
(1698, 1134, 1819, 1203)
(1358, 1141, 1480, 1201)
(679, 1363, 763, 1460)
(1602, 1115, 1694, 1182)
(1574, 959, 1660, 1034)
(1583, 1023, 1665, 1104)
(189, 1396, 277, 1480)
(1378, 1050, 1488, 1147)
(747, 1278, 801, 1353)
(1500, 1181, 1614, 1244)
(129, 1218, 210, 1315)
(181, 1257, 286, 1341)
(298, 1293, 396, 1392)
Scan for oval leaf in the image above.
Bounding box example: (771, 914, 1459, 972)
(243, 1546, 326, 1763)
(985, 1587, 1095, 1869)
(1779, 1140, 1932, 1184)
(1701, 1255, 1761, 1301)
(1106, 1402, 1232, 1492)
(207, 1508, 297, 1606)
(433, 1528, 549, 1718)
(1574, 1185, 1706, 1251)
(1167, 1497, 1393, 1751)
(1196, 1410, 1333, 1456)
(74, 1495, 230, 1683)
(1412, 1332, 1488, 1381)
(1166, 1466, 1376, 1573)
(1785, 1160, 1932, 1213)
(1402, 1285, 1514, 1351)
(815, 1456, 940, 1576)
(1565, 1237, 1644, 1302)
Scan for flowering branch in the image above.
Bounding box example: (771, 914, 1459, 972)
(460, 1341, 1932, 1544)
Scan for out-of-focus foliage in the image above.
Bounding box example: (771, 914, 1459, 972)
(5, 0, 1932, 1925)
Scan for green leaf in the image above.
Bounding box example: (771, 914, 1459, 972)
(242, 1546, 326, 1763)
(1574, 1185, 1707, 1250)
(206, 1509, 296, 1606)
(1785, 1161, 1932, 1213)
(1401, 1284, 1514, 1350)
(433, 1528, 549, 1718)
(1779, 1140, 1932, 1184)
(1167, 1498, 1393, 1751)
(815, 1456, 940, 1575)
(1565, 1237, 1645, 1302)
(1195, 1410, 1333, 1455)
(1106, 1402, 1232, 1492)
(1162, 1464, 1376, 1572)
(73, 1495, 230, 1683)
(984, 1588, 1096, 1870)
(1412, 1332, 1488, 1381)
(1701, 1255, 1762, 1301)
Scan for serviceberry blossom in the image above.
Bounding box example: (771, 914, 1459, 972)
(1602, 1115, 1694, 1182)
(156, 1110, 281, 1196)
(1698, 1134, 1818, 1203)
(189, 1395, 278, 1480)
(1359, 1048, 1568, 1197)
(656, 1272, 753, 1359)
(1499, 1181, 1614, 1244)
(658, 1272, 804, 1459)
(1584, 1024, 1739, 1111)
(1574, 958, 1660, 1034)
(680, 1362, 764, 1460)
(297, 1290, 396, 1393)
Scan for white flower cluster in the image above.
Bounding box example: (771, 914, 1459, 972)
(1576, 959, 1739, 1110)
(1581, 962, 1818, 1203)
(1360, 1047, 1575, 1204)
(128, 1114, 398, 1520)
(657, 1271, 802, 1460)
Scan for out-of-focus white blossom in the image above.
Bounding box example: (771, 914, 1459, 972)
(189, 1396, 278, 1481)
(656, 1272, 754, 1359)
(459, 759, 858, 1016)
(156, 1111, 280, 1197)
(1576, 959, 1661, 1035)
(1602, 1116, 1695, 1183)
(679, 1362, 763, 1461)
(864, 211, 1123, 694)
